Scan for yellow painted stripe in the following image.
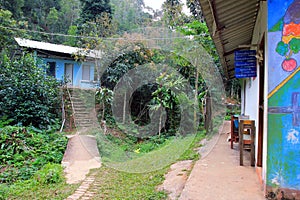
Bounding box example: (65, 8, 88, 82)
(268, 66, 300, 99)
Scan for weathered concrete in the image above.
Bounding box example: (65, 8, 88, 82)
(180, 121, 265, 200)
(158, 160, 194, 200)
(62, 134, 101, 184)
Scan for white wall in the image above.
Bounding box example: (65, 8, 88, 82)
(242, 1, 267, 183)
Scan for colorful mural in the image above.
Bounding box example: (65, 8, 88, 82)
(268, 0, 300, 195)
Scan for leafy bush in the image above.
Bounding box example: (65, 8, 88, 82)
(0, 183, 9, 200)
(0, 116, 13, 128)
(33, 163, 65, 184)
(0, 53, 60, 128)
(0, 126, 67, 183)
(0, 164, 76, 200)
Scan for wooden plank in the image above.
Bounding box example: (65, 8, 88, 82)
(250, 121, 255, 166)
(239, 120, 243, 166)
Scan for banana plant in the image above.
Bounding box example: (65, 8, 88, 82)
(96, 87, 113, 121)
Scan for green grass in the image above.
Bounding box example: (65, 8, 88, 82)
(88, 131, 206, 199)
(0, 181, 78, 200)
(112, 136, 192, 172)
(179, 130, 205, 161)
(89, 166, 168, 200)
(1, 164, 78, 200)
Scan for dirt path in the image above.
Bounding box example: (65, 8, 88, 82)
(62, 134, 101, 184)
(179, 121, 265, 200)
(158, 123, 223, 200)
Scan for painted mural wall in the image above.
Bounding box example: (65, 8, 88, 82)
(268, 0, 300, 196)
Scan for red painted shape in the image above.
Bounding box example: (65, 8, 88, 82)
(283, 22, 300, 36)
(282, 58, 297, 72)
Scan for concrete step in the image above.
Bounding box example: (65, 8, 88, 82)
(65, 89, 98, 129)
(75, 122, 96, 128)
(71, 99, 95, 105)
(75, 120, 95, 124)
(74, 112, 94, 116)
(74, 107, 95, 112)
(75, 118, 97, 122)
(73, 108, 94, 112)
(75, 118, 95, 122)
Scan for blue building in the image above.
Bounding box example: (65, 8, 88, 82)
(15, 38, 101, 89)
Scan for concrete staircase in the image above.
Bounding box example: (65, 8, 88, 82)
(69, 89, 98, 129)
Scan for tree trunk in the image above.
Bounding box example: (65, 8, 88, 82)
(204, 95, 212, 133)
(102, 102, 105, 121)
(158, 109, 162, 136)
(123, 91, 126, 124)
(194, 68, 199, 129)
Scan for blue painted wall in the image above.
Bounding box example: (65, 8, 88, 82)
(40, 57, 95, 88)
(268, 73, 300, 190)
(268, 0, 300, 194)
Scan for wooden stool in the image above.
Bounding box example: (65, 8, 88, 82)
(239, 120, 255, 166)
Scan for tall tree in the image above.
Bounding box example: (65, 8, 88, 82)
(162, 0, 189, 28)
(77, 0, 114, 40)
(0, 0, 24, 19)
(22, 0, 61, 29)
(186, 0, 203, 21)
(0, 9, 27, 55)
(110, 0, 152, 33)
(59, 0, 81, 28)
(78, 0, 112, 23)
(46, 7, 59, 34)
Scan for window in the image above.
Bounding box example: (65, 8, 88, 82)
(82, 64, 90, 80)
(46, 62, 56, 77)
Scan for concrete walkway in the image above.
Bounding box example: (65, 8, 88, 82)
(62, 134, 101, 184)
(180, 121, 265, 200)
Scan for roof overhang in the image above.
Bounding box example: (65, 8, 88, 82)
(198, 0, 261, 79)
(15, 38, 102, 59)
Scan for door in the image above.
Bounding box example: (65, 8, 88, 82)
(257, 36, 265, 167)
(65, 63, 73, 86)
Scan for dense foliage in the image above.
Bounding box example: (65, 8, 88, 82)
(100, 45, 199, 135)
(0, 126, 67, 183)
(79, 0, 112, 23)
(111, 0, 152, 33)
(0, 53, 60, 128)
(0, 0, 81, 43)
(0, 9, 27, 53)
(0, 163, 75, 200)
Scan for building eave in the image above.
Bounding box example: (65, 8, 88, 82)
(198, 0, 260, 79)
(15, 38, 102, 59)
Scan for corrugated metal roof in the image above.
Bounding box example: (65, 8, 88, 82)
(15, 38, 102, 59)
(198, 0, 260, 78)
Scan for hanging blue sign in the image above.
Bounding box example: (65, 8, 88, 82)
(235, 50, 257, 78)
